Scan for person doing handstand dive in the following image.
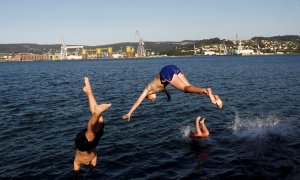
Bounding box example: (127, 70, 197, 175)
(122, 65, 223, 121)
(189, 116, 209, 138)
(73, 77, 111, 179)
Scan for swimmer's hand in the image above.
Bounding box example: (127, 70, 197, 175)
(122, 113, 131, 121)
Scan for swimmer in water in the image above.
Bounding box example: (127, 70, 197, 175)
(73, 77, 111, 179)
(189, 116, 209, 138)
(122, 65, 223, 121)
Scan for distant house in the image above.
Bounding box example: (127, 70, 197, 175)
(204, 51, 216, 56)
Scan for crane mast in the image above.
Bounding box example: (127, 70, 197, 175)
(135, 30, 146, 57)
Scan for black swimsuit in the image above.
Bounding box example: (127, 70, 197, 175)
(75, 124, 104, 152)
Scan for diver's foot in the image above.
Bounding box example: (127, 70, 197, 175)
(200, 117, 206, 124)
(215, 95, 223, 109)
(83, 77, 92, 95)
(207, 88, 217, 104)
(94, 103, 111, 115)
(196, 116, 201, 121)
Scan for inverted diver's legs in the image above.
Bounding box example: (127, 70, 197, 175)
(85, 112, 102, 140)
(195, 116, 202, 136)
(200, 118, 209, 137)
(83, 77, 111, 123)
(83, 77, 98, 114)
(86, 104, 111, 141)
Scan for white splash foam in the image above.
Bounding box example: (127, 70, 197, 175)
(180, 125, 192, 138)
(232, 112, 280, 140)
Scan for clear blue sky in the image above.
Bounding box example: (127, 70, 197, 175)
(1, 0, 299, 45)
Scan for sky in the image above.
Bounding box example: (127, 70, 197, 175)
(1, 0, 300, 45)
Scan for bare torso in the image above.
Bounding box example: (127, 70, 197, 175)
(146, 75, 165, 95)
(74, 148, 97, 165)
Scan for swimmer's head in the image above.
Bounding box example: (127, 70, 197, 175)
(146, 93, 156, 102)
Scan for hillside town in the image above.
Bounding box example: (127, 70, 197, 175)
(198, 38, 300, 56)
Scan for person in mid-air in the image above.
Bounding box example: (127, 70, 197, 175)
(189, 116, 209, 138)
(122, 65, 223, 121)
(73, 77, 111, 179)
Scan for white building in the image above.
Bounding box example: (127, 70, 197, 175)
(234, 41, 254, 55)
(204, 51, 216, 56)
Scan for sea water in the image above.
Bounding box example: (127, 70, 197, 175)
(0, 55, 300, 179)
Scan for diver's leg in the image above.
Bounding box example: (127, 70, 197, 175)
(171, 74, 222, 108)
(200, 118, 209, 137)
(86, 104, 111, 141)
(171, 74, 211, 96)
(177, 73, 192, 86)
(83, 77, 97, 114)
(195, 116, 202, 136)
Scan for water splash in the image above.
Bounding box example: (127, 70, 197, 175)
(232, 112, 280, 140)
(180, 125, 192, 138)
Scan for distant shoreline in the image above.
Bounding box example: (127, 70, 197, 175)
(1, 53, 300, 63)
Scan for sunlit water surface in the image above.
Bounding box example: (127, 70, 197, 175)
(0, 55, 300, 179)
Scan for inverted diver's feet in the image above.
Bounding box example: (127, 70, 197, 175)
(200, 117, 206, 124)
(214, 95, 223, 109)
(207, 88, 217, 104)
(83, 77, 92, 95)
(94, 103, 111, 115)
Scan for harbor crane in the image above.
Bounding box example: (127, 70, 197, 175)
(135, 30, 146, 57)
(60, 38, 83, 60)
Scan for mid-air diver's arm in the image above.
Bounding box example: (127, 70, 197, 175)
(122, 85, 151, 121)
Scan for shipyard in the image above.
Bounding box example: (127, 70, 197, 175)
(1, 34, 299, 62)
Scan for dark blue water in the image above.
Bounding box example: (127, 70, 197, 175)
(1, 55, 300, 179)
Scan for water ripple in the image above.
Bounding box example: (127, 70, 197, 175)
(0, 56, 300, 179)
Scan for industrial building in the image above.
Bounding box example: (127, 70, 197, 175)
(8, 53, 50, 61)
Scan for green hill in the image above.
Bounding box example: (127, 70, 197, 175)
(1, 35, 299, 55)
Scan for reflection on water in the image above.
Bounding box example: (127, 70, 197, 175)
(190, 140, 212, 164)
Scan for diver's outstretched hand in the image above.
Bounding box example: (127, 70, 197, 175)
(122, 113, 131, 121)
